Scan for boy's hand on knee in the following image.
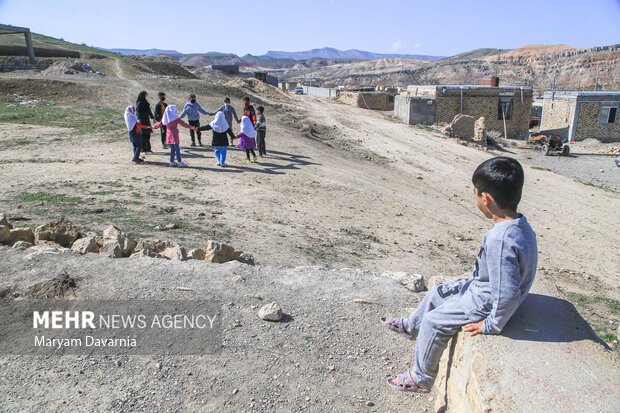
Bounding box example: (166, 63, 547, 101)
(462, 321, 483, 336)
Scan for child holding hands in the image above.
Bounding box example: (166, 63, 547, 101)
(153, 105, 195, 167)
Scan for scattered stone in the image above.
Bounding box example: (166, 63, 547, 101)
(327, 365, 335, 371)
(160, 244, 187, 261)
(0, 213, 11, 228)
(36, 240, 65, 249)
(0, 225, 10, 244)
(99, 242, 123, 258)
(156, 362, 162, 370)
(258, 302, 283, 321)
(366, 401, 375, 407)
(382, 271, 426, 292)
(129, 249, 168, 259)
(205, 240, 254, 265)
(71, 236, 100, 254)
(10, 227, 35, 244)
(35, 217, 80, 247)
(232, 388, 239, 395)
(237, 253, 255, 265)
(12, 240, 33, 250)
(103, 225, 137, 257)
(134, 239, 186, 260)
(188, 248, 205, 260)
(164, 223, 178, 230)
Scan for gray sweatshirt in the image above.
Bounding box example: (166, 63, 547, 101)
(460, 215, 538, 335)
(213, 104, 239, 127)
(180, 102, 208, 121)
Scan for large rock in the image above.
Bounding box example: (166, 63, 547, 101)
(434, 285, 619, 413)
(0, 225, 10, 244)
(103, 225, 136, 257)
(188, 248, 206, 260)
(10, 227, 35, 244)
(382, 271, 426, 292)
(35, 217, 80, 247)
(444, 114, 476, 139)
(99, 242, 123, 258)
(474, 116, 486, 141)
(205, 240, 253, 264)
(71, 236, 100, 254)
(258, 302, 283, 321)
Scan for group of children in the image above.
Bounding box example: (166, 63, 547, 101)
(123, 92, 267, 167)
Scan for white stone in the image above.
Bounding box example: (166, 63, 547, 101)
(258, 302, 283, 321)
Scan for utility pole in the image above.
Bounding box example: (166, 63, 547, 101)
(594, 69, 599, 91)
(494, 48, 500, 77)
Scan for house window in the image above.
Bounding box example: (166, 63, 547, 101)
(498, 97, 513, 120)
(599, 105, 618, 124)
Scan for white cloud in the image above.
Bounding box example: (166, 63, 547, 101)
(413, 42, 422, 49)
(390, 40, 405, 52)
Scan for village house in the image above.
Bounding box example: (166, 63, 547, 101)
(395, 85, 533, 138)
(540, 91, 620, 142)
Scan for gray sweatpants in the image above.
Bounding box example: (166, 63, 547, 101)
(404, 278, 481, 388)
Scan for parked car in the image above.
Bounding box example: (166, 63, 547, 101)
(294, 86, 304, 95)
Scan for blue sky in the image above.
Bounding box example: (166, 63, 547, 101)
(1, 0, 619, 56)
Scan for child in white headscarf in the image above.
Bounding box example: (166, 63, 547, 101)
(152, 105, 194, 167)
(124, 106, 151, 163)
(232, 115, 258, 163)
(198, 111, 231, 167)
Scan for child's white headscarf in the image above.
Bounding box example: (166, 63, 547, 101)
(162, 105, 179, 125)
(239, 116, 256, 138)
(124, 106, 137, 131)
(210, 111, 229, 133)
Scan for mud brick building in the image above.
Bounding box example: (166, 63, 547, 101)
(540, 91, 620, 142)
(395, 85, 533, 138)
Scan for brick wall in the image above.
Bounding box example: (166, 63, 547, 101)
(575, 101, 620, 141)
(436, 95, 531, 138)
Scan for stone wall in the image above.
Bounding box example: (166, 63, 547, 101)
(575, 101, 620, 141)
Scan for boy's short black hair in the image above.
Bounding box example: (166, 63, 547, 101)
(224, 97, 230, 103)
(243, 96, 250, 102)
(257, 106, 264, 113)
(472, 156, 524, 212)
(158, 92, 165, 98)
(189, 93, 196, 99)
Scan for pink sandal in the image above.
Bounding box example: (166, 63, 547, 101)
(386, 371, 430, 393)
(380, 317, 416, 340)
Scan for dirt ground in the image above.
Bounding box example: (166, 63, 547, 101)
(0, 68, 619, 411)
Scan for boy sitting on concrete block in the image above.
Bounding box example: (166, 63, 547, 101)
(382, 156, 538, 393)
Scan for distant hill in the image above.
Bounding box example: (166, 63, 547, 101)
(265, 47, 444, 61)
(98, 48, 181, 56)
